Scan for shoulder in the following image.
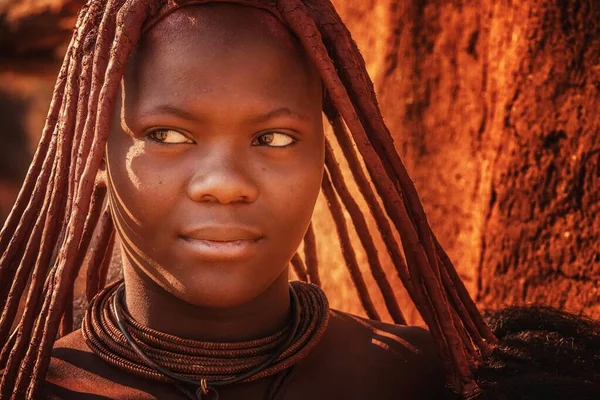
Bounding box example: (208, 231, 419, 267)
(45, 329, 157, 399)
(287, 310, 458, 400)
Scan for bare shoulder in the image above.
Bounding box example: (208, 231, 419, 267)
(46, 329, 157, 399)
(287, 310, 459, 400)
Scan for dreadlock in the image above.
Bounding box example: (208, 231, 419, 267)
(475, 306, 600, 400)
(0, 0, 498, 398)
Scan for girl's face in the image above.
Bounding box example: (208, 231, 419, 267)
(106, 5, 324, 308)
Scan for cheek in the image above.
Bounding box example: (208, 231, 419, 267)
(261, 154, 324, 231)
(130, 156, 182, 215)
(106, 137, 183, 237)
(284, 141, 324, 217)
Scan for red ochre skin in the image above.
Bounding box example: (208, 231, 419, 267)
(43, 4, 455, 399)
(46, 311, 456, 400)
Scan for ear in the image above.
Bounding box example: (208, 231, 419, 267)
(95, 153, 108, 188)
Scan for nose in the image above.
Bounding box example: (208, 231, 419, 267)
(186, 149, 259, 204)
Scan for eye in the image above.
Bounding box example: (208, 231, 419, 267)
(147, 129, 193, 144)
(252, 132, 295, 148)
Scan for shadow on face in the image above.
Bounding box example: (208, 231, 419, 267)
(105, 3, 325, 308)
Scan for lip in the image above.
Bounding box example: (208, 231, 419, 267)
(180, 226, 263, 242)
(179, 226, 263, 260)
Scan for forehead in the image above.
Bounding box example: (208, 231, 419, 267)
(123, 4, 320, 116)
(146, 3, 295, 48)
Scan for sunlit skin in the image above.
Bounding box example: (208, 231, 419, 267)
(46, 4, 454, 399)
(105, 3, 325, 342)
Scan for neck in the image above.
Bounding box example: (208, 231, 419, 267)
(121, 257, 291, 342)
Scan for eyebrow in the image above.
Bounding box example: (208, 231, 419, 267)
(140, 104, 198, 121)
(249, 107, 309, 123)
(140, 104, 309, 123)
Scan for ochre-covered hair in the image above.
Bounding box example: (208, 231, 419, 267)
(0, 0, 498, 398)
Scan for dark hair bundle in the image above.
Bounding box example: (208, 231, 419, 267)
(476, 306, 600, 400)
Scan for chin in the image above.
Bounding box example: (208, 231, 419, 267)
(165, 267, 279, 309)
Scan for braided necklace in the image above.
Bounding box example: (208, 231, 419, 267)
(82, 280, 329, 399)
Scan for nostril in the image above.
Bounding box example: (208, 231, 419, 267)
(186, 166, 259, 204)
(199, 194, 219, 203)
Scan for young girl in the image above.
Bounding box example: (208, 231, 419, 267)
(0, 0, 529, 399)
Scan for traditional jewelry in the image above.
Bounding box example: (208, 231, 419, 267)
(83, 280, 329, 399)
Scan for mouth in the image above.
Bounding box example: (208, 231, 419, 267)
(178, 226, 263, 260)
